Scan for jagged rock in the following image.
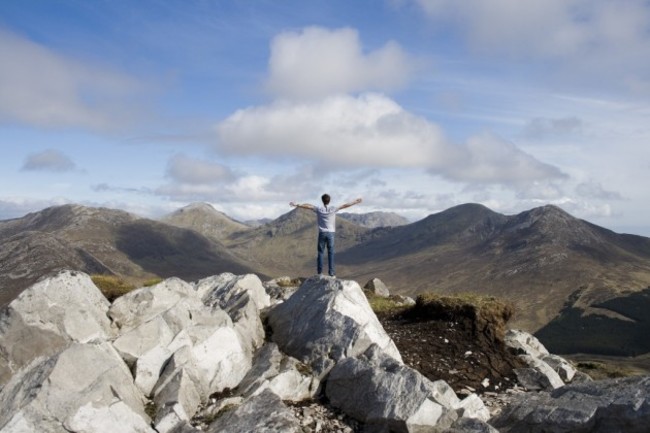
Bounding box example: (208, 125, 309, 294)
(364, 278, 390, 297)
(206, 389, 302, 433)
(108, 275, 253, 415)
(152, 322, 252, 420)
(0, 342, 151, 432)
(491, 375, 650, 433)
(113, 315, 174, 366)
(506, 330, 574, 389)
(504, 330, 549, 358)
(194, 273, 270, 355)
(541, 354, 576, 382)
(455, 394, 491, 422)
(0, 270, 113, 386)
(235, 342, 320, 401)
(267, 276, 402, 375)
(154, 402, 191, 433)
(263, 277, 300, 304)
(326, 344, 460, 432)
(513, 356, 564, 391)
(443, 417, 500, 433)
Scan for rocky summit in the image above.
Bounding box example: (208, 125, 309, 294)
(0, 270, 649, 432)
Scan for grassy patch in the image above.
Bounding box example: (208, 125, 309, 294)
(365, 291, 411, 316)
(91, 274, 136, 302)
(276, 277, 305, 288)
(142, 277, 163, 287)
(575, 361, 644, 380)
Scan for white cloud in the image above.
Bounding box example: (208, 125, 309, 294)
(216, 93, 565, 186)
(413, 0, 650, 93)
(21, 149, 76, 172)
(165, 154, 235, 185)
(0, 29, 144, 130)
(266, 26, 414, 99)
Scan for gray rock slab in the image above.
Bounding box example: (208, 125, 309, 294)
(206, 389, 302, 433)
(326, 345, 457, 433)
(491, 375, 650, 433)
(267, 276, 402, 375)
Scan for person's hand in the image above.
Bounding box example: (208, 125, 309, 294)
(355, 198, 363, 204)
(289, 202, 296, 207)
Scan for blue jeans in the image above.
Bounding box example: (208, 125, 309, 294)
(317, 231, 335, 276)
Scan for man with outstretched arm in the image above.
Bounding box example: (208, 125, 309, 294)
(290, 194, 363, 277)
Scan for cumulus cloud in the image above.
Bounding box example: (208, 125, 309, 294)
(266, 26, 414, 99)
(165, 154, 235, 185)
(21, 149, 76, 172)
(216, 93, 565, 185)
(0, 29, 144, 130)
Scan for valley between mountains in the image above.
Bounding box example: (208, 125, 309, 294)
(2, 201, 650, 358)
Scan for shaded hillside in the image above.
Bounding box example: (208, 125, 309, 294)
(0, 204, 259, 305)
(161, 202, 249, 241)
(225, 208, 369, 277)
(0, 231, 111, 307)
(337, 204, 650, 335)
(536, 286, 650, 357)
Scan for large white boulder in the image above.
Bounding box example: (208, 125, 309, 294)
(0, 342, 152, 433)
(0, 270, 114, 387)
(326, 344, 462, 432)
(267, 276, 402, 375)
(206, 389, 302, 433)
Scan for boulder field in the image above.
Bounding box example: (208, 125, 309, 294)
(0, 270, 647, 432)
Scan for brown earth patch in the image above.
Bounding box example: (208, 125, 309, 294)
(378, 294, 527, 395)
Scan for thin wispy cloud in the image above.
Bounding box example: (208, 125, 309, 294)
(0, 29, 145, 131)
(21, 149, 77, 172)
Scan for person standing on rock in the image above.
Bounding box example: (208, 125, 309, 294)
(290, 194, 362, 277)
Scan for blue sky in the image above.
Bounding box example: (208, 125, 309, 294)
(1, 0, 649, 235)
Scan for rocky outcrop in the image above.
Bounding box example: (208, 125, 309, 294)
(1, 270, 649, 433)
(491, 375, 650, 433)
(0, 270, 113, 387)
(326, 344, 488, 432)
(504, 329, 577, 391)
(0, 342, 152, 433)
(267, 276, 402, 376)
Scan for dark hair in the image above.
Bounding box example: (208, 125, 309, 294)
(321, 194, 331, 205)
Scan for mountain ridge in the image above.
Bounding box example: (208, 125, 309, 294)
(2, 201, 650, 356)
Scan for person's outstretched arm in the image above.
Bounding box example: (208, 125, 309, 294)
(337, 198, 363, 211)
(290, 202, 316, 210)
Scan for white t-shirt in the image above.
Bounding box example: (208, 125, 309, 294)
(314, 205, 338, 232)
